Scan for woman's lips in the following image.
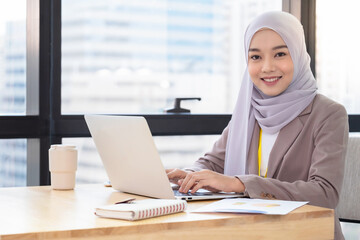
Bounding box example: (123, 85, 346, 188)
(261, 76, 282, 85)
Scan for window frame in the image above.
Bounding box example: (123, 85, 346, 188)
(0, 0, 359, 187)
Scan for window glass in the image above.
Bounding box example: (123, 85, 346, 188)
(0, 139, 27, 187)
(0, 1, 26, 115)
(61, 0, 282, 114)
(316, 0, 360, 114)
(64, 135, 219, 184)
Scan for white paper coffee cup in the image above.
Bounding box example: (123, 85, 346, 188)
(49, 144, 78, 190)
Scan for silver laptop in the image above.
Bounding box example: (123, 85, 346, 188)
(85, 115, 243, 201)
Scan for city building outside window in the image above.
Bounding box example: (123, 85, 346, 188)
(61, 0, 282, 184)
(0, 0, 26, 187)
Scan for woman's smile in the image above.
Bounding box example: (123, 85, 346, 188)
(261, 76, 282, 85)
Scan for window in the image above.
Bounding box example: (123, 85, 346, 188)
(4, 1, 338, 188)
(316, 0, 360, 114)
(0, 1, 27, 187)
(0, 0, 26, 115)
(0, 139, 27, 187)
(62, 0, 282, 114)
(61, 0, 282, 184)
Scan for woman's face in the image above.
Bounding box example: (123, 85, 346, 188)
(248, 29, 294, 96)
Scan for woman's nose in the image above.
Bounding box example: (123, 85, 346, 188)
(261, 58, 275, 72)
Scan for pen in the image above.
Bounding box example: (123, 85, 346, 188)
(115, 198, 136, 204)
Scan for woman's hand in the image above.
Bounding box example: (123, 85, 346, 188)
(167, 169, 245, 194)
(166, 168, 189, 185)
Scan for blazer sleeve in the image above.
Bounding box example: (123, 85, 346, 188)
(237, 103, 349, 209)
(183, 125, 229, 173)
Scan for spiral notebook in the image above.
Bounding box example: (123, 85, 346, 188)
(95, 199, 187, 220)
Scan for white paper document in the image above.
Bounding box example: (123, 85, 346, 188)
(193, 198, 308, 215)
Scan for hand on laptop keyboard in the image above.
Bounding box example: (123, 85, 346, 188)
(170, 183, 180, 190)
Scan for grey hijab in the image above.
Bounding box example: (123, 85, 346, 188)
(224, 11, 317, 175)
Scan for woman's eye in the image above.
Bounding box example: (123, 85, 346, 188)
(275, 52, 286, 57)
(250, 55, 260, 60)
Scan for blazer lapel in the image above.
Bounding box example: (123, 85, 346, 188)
(247, 123, 260, 175)
(266, 102, 314, 178)
(266, 118, 303, 178)
(247, 119, 305, 177)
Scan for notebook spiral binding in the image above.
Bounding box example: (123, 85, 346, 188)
(138, 202, 186, 219)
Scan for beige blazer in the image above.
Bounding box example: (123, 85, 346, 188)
(188, 94, 349, 239)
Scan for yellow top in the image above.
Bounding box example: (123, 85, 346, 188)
(258, 128, 267, 178)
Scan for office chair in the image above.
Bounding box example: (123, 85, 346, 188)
(336, 135, 360, 222)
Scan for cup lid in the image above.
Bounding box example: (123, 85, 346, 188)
(50, 144, 76, 149)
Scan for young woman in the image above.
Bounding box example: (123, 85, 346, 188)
(167, 11, 348, 239)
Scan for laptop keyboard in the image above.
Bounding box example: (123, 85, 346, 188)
(173, 190, 215, 196)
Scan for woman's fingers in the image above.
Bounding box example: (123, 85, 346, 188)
(189, 180, 204, 193)
(178, 170, 242, 193)
(179, 170, 211, 193)
(189, 172, 221, 193)
(179, 173, 200, 193)
(166, 168, 189, 184)
(167, 168, 184, 178)
(168, 169, 245, 193)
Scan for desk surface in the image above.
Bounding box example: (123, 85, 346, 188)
(0, 184, 334, 240)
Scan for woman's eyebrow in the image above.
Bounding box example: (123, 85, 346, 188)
(249, 45, 288, 52)
(272, 45, 288, 50)
(248, 48, 260, 52)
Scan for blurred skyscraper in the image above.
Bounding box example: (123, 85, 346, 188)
(0, 20, 27, 187)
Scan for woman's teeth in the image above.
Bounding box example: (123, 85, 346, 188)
(262, 77, 281, 82)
